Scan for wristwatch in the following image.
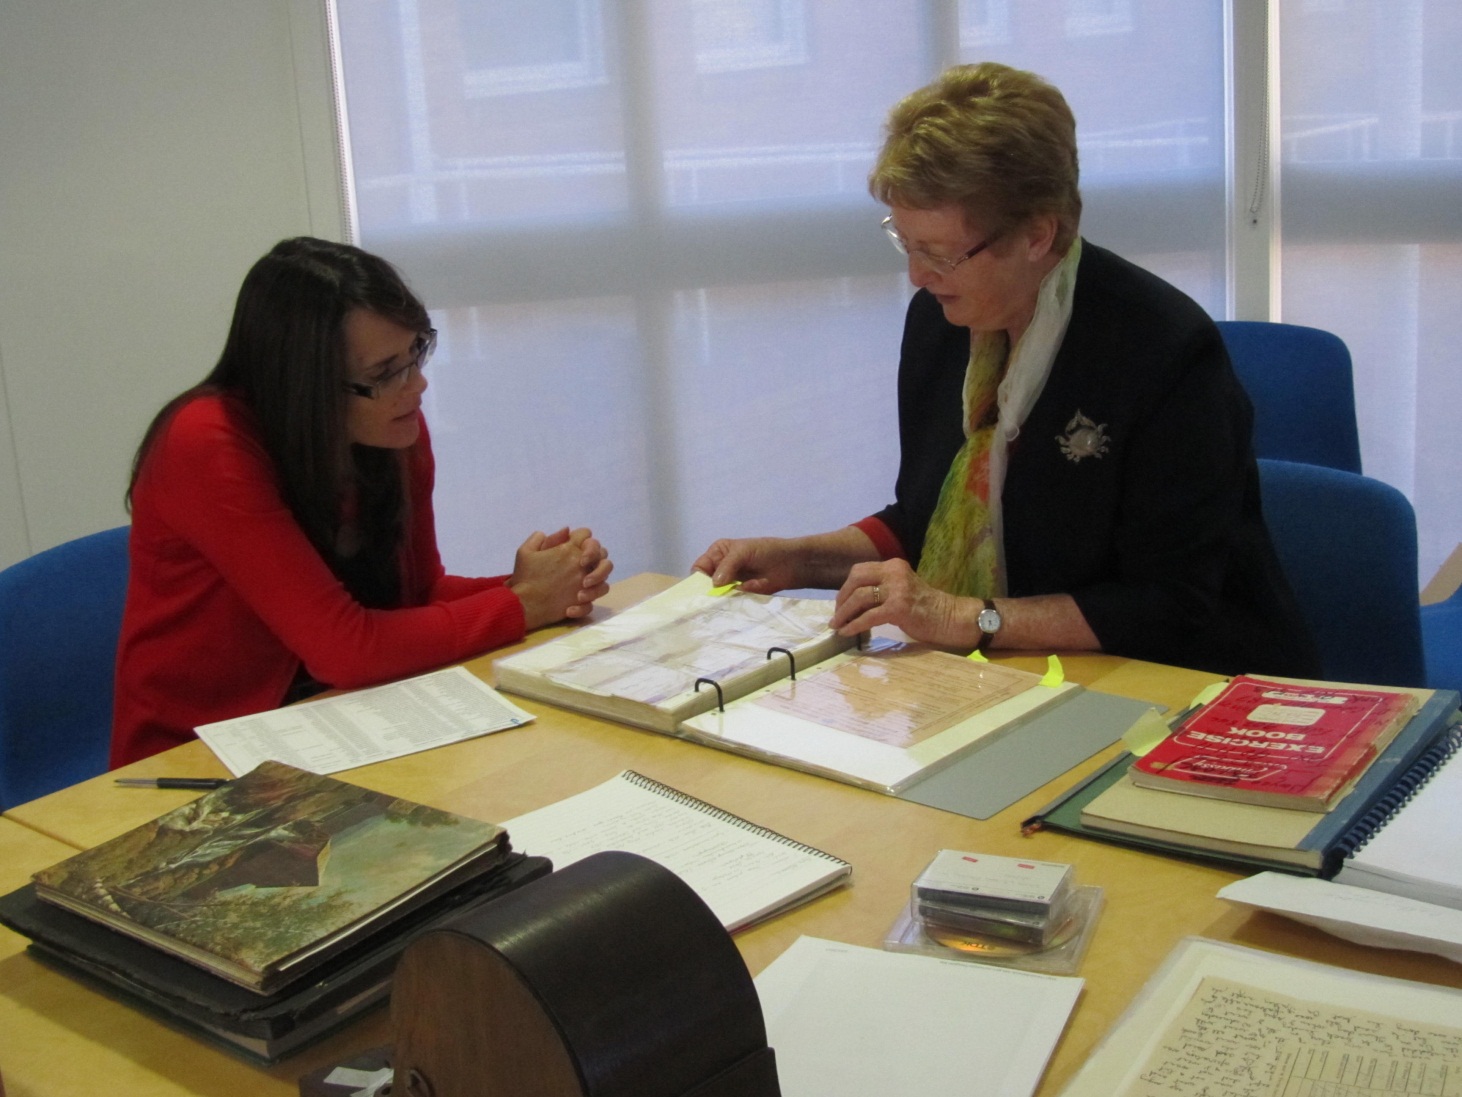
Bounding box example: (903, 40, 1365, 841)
(976, 602, 1003, 651)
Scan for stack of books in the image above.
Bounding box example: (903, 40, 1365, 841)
(0, 761, 547, 1063)
(1025, 675, 1460, 876)
(1126, 676, 1418, 811)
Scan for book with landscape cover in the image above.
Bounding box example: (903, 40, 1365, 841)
(495, 573, 1081, 796)
(1129, 676, 1418, 810)
(1022, 683, 1459, 876)
(0, 854, 549, 1063)
(30, 760, 510, 994)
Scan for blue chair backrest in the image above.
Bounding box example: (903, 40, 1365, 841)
(1257, 460, 1423, 686)
(0, 525, 130, 808)
(1218, 321, 1362, 474)
(1421, 587, 1462, 694)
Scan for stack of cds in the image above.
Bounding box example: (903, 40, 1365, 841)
(912, 850, 1077, 951)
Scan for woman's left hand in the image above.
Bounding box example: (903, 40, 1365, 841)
(829, 559, 980, 649)
(568, 528, 613, 618)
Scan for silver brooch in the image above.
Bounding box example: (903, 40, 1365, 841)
(1057, 411, 1110, 462)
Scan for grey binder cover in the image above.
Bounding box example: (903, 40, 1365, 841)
(895, 688, 1158, 820)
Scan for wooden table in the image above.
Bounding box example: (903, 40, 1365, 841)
(4, 574, 1458, 1096)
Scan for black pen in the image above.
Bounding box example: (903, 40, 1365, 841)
(114, 777, 231, 790)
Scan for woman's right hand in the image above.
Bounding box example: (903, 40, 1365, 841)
(692, 537, 807, 595)
(508, 527, 612, 630)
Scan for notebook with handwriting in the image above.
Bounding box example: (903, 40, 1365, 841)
(501, 770, 851, 931)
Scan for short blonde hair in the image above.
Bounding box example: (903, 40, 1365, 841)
(869, 63, 1082, 253)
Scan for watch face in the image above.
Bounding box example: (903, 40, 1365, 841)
(978, 606, 1001, 634)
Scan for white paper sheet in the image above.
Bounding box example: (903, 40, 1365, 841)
(755, 936, 1082, 1097)
(1218, 871, 1462, 964)
(197, 666, 534, 775)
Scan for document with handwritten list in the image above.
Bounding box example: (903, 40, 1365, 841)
(500, 771, 851, 931)
(1060, 938, 1462, 1097)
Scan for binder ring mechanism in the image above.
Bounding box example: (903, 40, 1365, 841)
(694, 677, 726, 713)
(766, 647, 797, 681)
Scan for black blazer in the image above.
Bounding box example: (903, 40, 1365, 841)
(870, 241, 1318, 677)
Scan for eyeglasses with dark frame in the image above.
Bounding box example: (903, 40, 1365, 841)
(344, 328, 437, 399)
(881, 217, 998, 274)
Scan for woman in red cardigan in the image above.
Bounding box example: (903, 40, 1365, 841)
(111, 237, 612, 766)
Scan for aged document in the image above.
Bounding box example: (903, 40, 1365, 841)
(752, 646, 1040, 748)
(1120, 976, 1462, 1097)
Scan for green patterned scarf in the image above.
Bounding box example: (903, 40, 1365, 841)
(916, 331, 1008, 599)
(916, 240, 1083, 600)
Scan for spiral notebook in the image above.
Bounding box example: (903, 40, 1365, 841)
(1333, 726, 1462, 909)
(501, 771, 852, 931)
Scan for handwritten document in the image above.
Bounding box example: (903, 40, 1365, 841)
(501, 771, 850, 931)
(198, 666, 534, 776)
(1122, 976, 1462, 1097)
(1273, 1045, 1462, 1096)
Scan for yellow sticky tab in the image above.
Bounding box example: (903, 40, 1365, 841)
(1040, 654, 1065, 687)
(707, 581, 741, 597)
(1122, 708, 1173, 756)
(966, 649, 989, 663)
(1187, 680, 1227, 709)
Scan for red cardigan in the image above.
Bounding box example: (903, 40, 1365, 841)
(111, 394, 526, 767)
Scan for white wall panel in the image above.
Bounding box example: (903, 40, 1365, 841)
(0, 0, 339, 567)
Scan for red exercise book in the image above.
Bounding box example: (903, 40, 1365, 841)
(1130, 676, 1418, 811)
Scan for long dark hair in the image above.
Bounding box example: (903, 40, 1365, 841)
(129, 237, 432, 607)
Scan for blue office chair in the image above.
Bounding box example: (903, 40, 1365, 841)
(0, 525, 130, 809)
(1257, 460, 1423, 687)
(1422, 588, 1462, 695)
(1218, 320, 1363, 474)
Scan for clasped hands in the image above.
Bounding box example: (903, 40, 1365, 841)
(508, 527, 613, 631)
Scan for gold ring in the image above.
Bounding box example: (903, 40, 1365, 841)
(872, 585, 882, 604)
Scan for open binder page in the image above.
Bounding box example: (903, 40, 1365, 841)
(756, 936, 1081, 1097)
(682, 642, 1073, 793)
(1060, 937, 1462, 1097)
(493, 573, 853, 730)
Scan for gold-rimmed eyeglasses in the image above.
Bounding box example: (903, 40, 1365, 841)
(345, 328, 437, 399)
(881, 217, 997, 274)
